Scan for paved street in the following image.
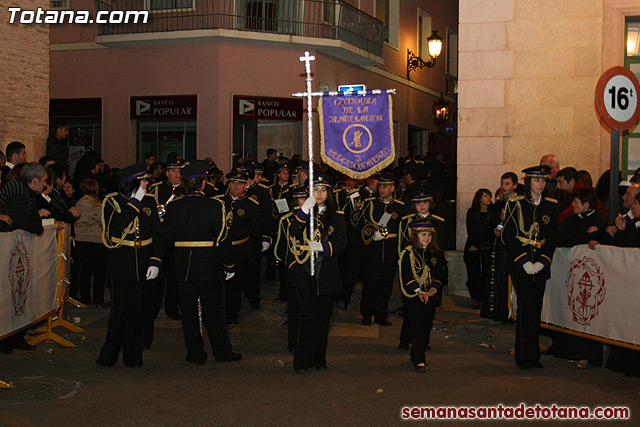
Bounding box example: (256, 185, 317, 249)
(1, 279, 638, 426)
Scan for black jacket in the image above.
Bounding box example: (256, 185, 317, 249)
(0, 178, 43, 235)
(557, 209, 607, 247)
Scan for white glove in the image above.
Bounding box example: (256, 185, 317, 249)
(225, 271, 235, 281)
(308, 241, 323, 252)
(146, 266, 159, 280)
(261, 241, 271, 252)
(533, 262, 545, 273)
(522, 261, 536, 275)
(301, 196, 316, 214)
(133, 186, 146, 201)
(373, 231, 384, 241)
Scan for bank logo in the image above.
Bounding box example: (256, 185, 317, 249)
(136, 100, 151, 116)
(239, 100, 255, 115)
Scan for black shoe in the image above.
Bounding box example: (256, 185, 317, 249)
(13, 337, 35, 351)
(541, 345, 555, 356)
(374, 319, 392, 327)
(413, 363, 426, 373)
(361, 317, 372, 326)
(186, 353, 208, 365)
(250, 300, 261, 310)
(96, 357, 117, 367)
(227, 316, 239, 326)
(398, 342, 410, 350)
(516, 360, 532, 370)
(315, 364, 327, 371)
(295, 368, 307, 374)
(167, 313, 182, 320)
(216, 351, 242, 363)
(531, 360, 544, 369)
(124, 361, 143, 368)
(0, 343, 13, 354)
(425, 344, 432, 351)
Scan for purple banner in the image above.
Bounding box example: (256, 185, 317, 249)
(319, 92, 395, 179)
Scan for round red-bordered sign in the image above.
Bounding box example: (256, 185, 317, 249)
(595, 66, 640, 130)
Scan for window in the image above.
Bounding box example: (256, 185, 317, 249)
(138, 120, 197, 163)
(50, 0, 69, 9)
(323, 0, 336, 25)
(147, 0, 194, 12)
(446, 27, 458, 77)
(376, 0, 398, 47)
(417, 8, 432, 60)
(623, 19, 640, 179)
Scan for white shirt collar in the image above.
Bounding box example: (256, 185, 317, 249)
(6, 162, 15, 169)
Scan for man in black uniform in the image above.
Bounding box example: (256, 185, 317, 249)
(267, 163, 292, 299)
(358, 173, 406, 326)
(337, 172, 379, 310)
(157, 161, 241, 365)
(97, 163, 162, 367)
(216, 171, 268, 323)
(149, 161, 185, 323)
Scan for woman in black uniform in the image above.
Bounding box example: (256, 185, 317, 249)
(501, 165, 558, 369)
(398, 220, 446, 373)
(288, 174, 347, 373)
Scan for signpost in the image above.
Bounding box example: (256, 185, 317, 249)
(594, 66, 640, 219)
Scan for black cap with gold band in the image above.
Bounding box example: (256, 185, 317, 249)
(313, 174, 333, 188)
(166, 160, 185, 170)
(522, 165, 551, 178)
(226, 170, 249, 182)
(180, 160, 209, 179)
(409, 219, 435, 233)
(117, 163, 151, 181)
(378, 173, 396, 185)
(410, 191, 433, 203)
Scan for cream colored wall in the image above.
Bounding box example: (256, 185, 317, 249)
(456, 0, 640, 249)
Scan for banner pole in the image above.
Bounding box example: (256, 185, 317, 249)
(300, 51, 316, 277)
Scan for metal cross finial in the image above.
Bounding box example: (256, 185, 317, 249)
(300, 51, 315, 69)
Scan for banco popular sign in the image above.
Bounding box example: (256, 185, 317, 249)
(233, 95, 303, 121)
(130, 95, 197, 120)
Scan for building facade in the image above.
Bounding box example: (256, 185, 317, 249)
(50, 0, 458, 173)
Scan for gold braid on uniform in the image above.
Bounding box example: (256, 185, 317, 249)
(101, 195, 139, 249)
(502, 198, 540, 243)
(290, 219, 322, 265)
(399, 246, 432, 297)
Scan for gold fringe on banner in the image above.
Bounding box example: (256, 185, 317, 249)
(319, 93, 395, 180)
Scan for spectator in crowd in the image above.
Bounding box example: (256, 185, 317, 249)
(556, 167, 608, 224)
(38, 155, 56, 168)
(75, 178, 108, 307)
(46, 122, 69, 170)
(61, 178, 78, 208)
(402, 162, 426, 205)
(577, 170, 593, 187)
(464, 188, 494, 310)
(144, 153, 156, 170)
(0, 162, 47, 235)
(0, 150, 5, 170)
(593, 183, 640, 247)
(262, 148, 278, 182)
(1, 141, 28, 187)
(73, 150, 101, 187)
(539, 154, 560, 192)
(149, 162, 164, 185)
(36, 167, 80, 225)
(552, 187, 607, 369)
(595, 169, 623, 214)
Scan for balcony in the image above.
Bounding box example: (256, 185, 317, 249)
(93, 0, 386, 66)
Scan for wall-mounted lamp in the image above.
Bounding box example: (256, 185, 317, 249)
(407, 30, 443, 79)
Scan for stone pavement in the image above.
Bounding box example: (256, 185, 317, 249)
(1, 278, 639, 426)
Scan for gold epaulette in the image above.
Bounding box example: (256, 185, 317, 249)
(149, 182, 161, 188)
(248, 197, 259, 205)
(364, 196, 375, 202)
(511, 195, 524, 201)
(105, 192, 118, 199)
(431, 214, 445, 222)
(258, 183, 269, 189)
(206, 182, 216, 188)
(402, 213, 416, 220)
(213, 194, 224, 199)
(544, 197, 558, 204)
(394, 199, 405, 205)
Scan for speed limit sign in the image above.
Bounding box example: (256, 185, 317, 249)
(595, 66, 640, 130)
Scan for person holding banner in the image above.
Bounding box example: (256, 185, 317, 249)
(398, 220, 445, 372)
(501, 165, 558, 369)
(97, 163, 162, 368)
(288, 174, 346, 372)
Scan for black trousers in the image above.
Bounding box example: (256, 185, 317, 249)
(510, 268, 547, 363)
(361, 259, 397, 321)
(97, 279, 149, 367)
(463, 249, 490, 302)
(338, 240, 365, 307)
(76, 241, 106, 304)
(178, 279, 231, 361)
(163, 249, 180, 317)
(246, 248, 262, 304)
(225, 256, 252, 322)
(404, 295, 437, 365)
(287, 282, 299, 351)
(294, 285, 335, 370)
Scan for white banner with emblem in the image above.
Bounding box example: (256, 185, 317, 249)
(0, 226, 58, 338)
(541, 244, 640, 347)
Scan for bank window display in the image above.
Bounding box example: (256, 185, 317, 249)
(232, 95, 303, 164)
(138, 120, 197, 163)
(623, 19, 640, 179)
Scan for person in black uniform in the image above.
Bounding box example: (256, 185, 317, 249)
(358, 173, 406, 326)
(288, 174, 347, 372)
(216, 170, 267, 324)
(149, 161, 185, 324)
(399, 220, 446, 372)
(397, 191, 446, 349)
(267, 163, 292, 300)
(274, 187, 308, 352)
(336, 172, 380, 310)
(501, 165, 559, 369)
(97, 163, 162, 367)
(156, 161, 241, 365)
